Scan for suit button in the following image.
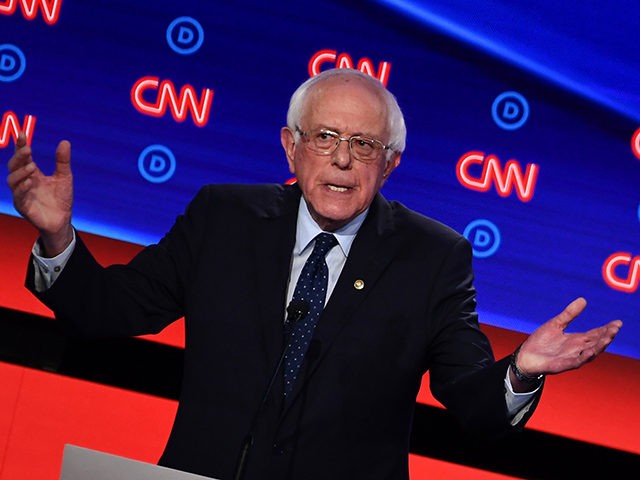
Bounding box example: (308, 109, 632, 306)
(273, 442, 286, 455)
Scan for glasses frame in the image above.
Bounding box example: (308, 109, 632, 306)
(295, 126, 392, 163)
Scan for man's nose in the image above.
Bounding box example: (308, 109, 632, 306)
(332, 139, 353, 169)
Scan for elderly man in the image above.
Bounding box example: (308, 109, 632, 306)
(7, 68, 621, 479)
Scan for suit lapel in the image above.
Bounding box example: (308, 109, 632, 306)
(250, 185, 301, 385)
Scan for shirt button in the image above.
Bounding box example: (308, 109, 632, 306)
(53, 266, 61, 272)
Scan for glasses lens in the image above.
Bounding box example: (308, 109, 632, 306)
(350, 137, 379, 161)
(308, 130, 339, 153)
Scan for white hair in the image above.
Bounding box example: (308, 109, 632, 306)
(286, 68, 406, 157)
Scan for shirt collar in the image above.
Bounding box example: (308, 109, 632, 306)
(295, 197, 368, 256)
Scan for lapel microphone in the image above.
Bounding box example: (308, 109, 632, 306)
(233, 299, 309, 480)
(284, 299, 310, 334)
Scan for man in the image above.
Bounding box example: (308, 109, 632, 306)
(7, 68, 622, 479)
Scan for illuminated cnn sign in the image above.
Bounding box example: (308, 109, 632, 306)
(0, 111, 36, 147)
(0, 0, 63, 25)
(602, 252, 640, 293)
(309, 49, 391, 87)
(456, 151, 539, 202)
(130, 76, 214, 127)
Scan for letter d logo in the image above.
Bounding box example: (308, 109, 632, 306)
(138, 144, 176, 183)
(492, 91, 529, 130)
(0, 44, 26, 82)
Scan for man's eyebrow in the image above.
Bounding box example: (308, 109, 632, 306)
(317, 126, 374, 137)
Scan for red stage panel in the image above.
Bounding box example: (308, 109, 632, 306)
(0, 361, 177, 480)
(409, 454, 522, 480)
(0, 362, 24, 476)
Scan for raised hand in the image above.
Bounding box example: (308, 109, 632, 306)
(514, 297, 622, 383)
(6, 132, 74, 256)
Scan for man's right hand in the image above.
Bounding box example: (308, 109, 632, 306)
(6, 131, 74, 257)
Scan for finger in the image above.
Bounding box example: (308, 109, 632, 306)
(581, 319, 623, 344)
(15, 131, 27, 151)
(554, 297, 587, 331)
(577, 342, 608, 365)
(7, 140, 32, 174)
(7, 160, 35, 188)
(577, 349, 597, 364)
(597, 320, 623, 346)
(608, 319, 623, 330)
(577, 320, 623, 357)
(54, 140, 72, 176)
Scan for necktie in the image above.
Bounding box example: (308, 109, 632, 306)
(283, 232, 338, 397)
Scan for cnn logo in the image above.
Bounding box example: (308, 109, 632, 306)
(131, 76, 214, 127)
(456, 151, 539, 202)
(309, 49, 391, 87)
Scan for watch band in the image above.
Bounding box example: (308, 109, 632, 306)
(510, 345, 544, 385)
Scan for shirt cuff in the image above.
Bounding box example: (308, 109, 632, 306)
(504, 369, 541, 425)
(32, 230, 76, 292)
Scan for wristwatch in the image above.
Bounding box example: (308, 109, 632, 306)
(510, 345, 544, 385)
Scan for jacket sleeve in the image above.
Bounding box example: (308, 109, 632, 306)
(425, 236, 542, 436)
(25, 185, 214, 339)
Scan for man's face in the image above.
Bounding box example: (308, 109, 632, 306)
(281, 75, 401, 232)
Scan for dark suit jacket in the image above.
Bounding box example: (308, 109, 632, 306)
(29, 183, 537, 479)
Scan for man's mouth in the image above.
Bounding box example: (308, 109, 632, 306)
(327, 184, 348, 192)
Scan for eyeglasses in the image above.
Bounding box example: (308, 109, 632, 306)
(295, 127, 392, 163)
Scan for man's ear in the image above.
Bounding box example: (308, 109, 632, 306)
(382, 152, 401, 181)
(281, 127, 296, 173)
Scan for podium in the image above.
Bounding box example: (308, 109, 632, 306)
(60, 444, 218, 480)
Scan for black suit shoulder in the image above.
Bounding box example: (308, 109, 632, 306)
(189, 183, 301, 220)
(383, 198, 469, 251)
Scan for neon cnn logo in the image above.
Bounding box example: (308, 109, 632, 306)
(309, 49, 391, 87)
(602, 252, 640, 293)
(0, 0, 63, 25)
(456, 151, 539, 202)
(131, 76, 214, 127)
(0, 111, 36, 147)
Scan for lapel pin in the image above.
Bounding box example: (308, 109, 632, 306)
(353, 279, 365, 290)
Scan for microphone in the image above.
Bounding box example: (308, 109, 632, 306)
(284, 298, 309, 334)
(233, 299, 309, 480)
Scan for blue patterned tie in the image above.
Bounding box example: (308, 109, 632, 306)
(283, 232, 338, 397)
